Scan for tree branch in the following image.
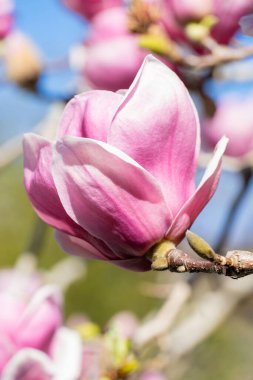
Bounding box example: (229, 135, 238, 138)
(154, 248, 253, 279)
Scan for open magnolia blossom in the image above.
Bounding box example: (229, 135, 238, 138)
(23, 55, 228, 271)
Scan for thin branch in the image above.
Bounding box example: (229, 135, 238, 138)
(134, 282, 191, 348)
(177, 44, 253, 70)
(160, 275, 253, 359)
(153, 248, 253, 279)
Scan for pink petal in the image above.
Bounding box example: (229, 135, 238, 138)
(55, 230, 112, 260)
(50, 328, 82, 380)
(84, 35, 146, 92)
(0, 335, 15, 374)
(109, 55, 200, 216)
(166, 137, 228, 243)
(52, 137, 170, 258)
(23, 133, 84, 237)
(110, 256, 151, 272)
(57, 90, 122, 141)
(87, 7, 128, 44)
(63, 0, 121, 20)
(23, 134, 120, 259)
(55, 231, 151, 271)
(1, 349, 54, 380)
(16, 286, 62, 351)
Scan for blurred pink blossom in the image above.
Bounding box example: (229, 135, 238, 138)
(203, 94, 253, 157)
(211, 0, 253, 44)
(162, 0, 253, 44)
(83, 7, 147, 91)
(163, 0, 213, 22)
(63, 0, 122, 20)
(0, 269, 62, 374)
(1, 327, 83, 380)
(23, 55, 227, 271)
(0, 0, 13, 39)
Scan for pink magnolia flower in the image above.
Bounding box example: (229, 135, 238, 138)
(203, 94, 253, 158)
(0, 0, 14, 39)
(1, 327, 83, 380)
(63, 0, 122, 20)
(211, 0, 253, 44)
(23, 55, 227, 272)
(162, 0, 253, 44)
(0, 269, 62, 374)
(82, 7, 147, 91)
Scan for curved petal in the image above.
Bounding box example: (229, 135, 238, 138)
(16, 286, 62, 350)
(1, 349, 54, 380)
(55, 231, 151, 271)
(57, 90, 122, 141)
(23, 134, 118, 260)
(23, 133, 84, 238)
(108, 55, 200, 216)
(52, 137, 170, 258)
(166, 137, 228, 243)
(50, 327, 82, 380)
(111, 256, 151, 272)
(55, 231, 151, 272)
(55, 230, 112, 260)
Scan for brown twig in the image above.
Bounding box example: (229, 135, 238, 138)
(176, 44, 253, 70)
(154, 248, 253, 279)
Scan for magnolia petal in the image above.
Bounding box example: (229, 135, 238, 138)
(50, 327, 83, 380)
(56, 231, 151, 271)
(166, 137, 228, 243)
(1, 349, 54, 380)
(16, 285, 62, 350)
(111, 256, 151, 272)
(57, 90, 122, 141)
(23, 133, 84, 237)
(109, 55, 200, 216)
(23, 134, 118, 260)
(52, 137, 170, 258)
(55, 230, 112, 260)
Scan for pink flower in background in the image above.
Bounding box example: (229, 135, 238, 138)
(162, 0, 253, 45)
(1, 327, 83, 380)
(211, 0, 253, 44)
(0, 269, 62, 374)
(203, 94, 253, 158)
(0, 0, 14, 39)
(163, 0, 213, 22)
(23, 55, 227, 272)
(63, 0, 122, 20)
(82, 7, 147, 91)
